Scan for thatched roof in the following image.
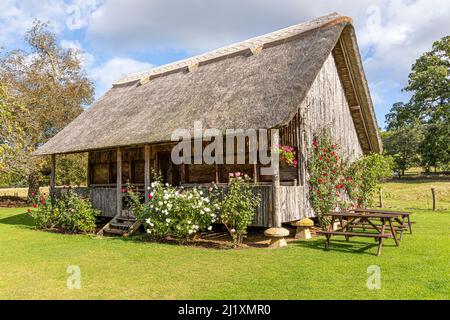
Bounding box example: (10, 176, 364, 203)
(35, 13, 381, 156)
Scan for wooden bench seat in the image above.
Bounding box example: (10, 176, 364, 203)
(316, 230, 392, 238)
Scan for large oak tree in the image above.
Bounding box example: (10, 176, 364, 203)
(0, 20, 94, 196)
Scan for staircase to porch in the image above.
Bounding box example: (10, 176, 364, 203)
(97, 210, 142, 237)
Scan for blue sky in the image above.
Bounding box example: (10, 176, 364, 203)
(1, 0, 449, 129)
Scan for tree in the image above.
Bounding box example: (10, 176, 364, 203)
(0, 83, 27, 185)
(383, 36, 449, 173)
(381, 128, 422, 177)
(0, 20, 94, 196)
(404, 36, 450, 170)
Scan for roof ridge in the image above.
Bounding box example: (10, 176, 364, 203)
(113, 12, 351, 86)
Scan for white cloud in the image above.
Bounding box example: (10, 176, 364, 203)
(0, 0, 67, 46)
(2, 0, 449, 125)
(89, 57, 153, 97)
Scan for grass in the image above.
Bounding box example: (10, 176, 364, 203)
(0, 180, 449, 300)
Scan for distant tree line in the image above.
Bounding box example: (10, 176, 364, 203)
(382, 36, 449, 177)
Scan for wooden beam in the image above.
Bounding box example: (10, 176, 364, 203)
(116, 148, 122, 216)
(144, 145, 151, 203)
(271, 129, 281, 228)
(50, 154, 56, 197)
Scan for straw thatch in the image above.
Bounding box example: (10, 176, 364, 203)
(35, 13, 381, 156)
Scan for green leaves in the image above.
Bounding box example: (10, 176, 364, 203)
(0, 84, 27, 184)
(384, 35, 449, 173)
(308, 132, 393, 223)
(220, 175, 260, 247)
(29, 190, 98, 233)
(128, 176, 219, 242)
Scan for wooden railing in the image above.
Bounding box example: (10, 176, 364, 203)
(280, 186, 313, 222)
(91, 188, 117, 217)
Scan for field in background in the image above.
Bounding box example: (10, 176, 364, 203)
(0, 187, 49, 198)
(380, 180, 450, 211)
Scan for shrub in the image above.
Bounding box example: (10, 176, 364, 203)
(220, 172, 261, 247)
(308, 135, 353, 225)
(128, 177, 220, 242)
(29, 189, 98, 233)
(308, 131, 395, 225)
(29, 192, 58, 229)
(346, 153, 394, 207)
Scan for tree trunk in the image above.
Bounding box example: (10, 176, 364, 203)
(27, 173, 40, 201)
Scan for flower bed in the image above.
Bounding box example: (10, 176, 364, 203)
(126, 172, 261, 246)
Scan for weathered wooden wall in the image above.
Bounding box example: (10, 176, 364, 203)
(301, 53, 363, 160)
(91, 188, 117, 217)
(277, 52, 365, 219)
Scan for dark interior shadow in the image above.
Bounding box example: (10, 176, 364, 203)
(0, 212, 34, 227)
(292, 237, 397, 256)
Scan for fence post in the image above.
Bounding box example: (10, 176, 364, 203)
(379, 188, 383, 208)
(431, 187, 436, 211)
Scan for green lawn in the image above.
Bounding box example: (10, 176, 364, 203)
(0, 181, 449, 300)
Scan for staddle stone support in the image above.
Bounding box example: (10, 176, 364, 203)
(271, 129, 281, 228)
(116, 148, 123, 216)
(144, 145, 151, 203)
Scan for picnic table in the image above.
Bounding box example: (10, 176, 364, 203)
(316, 211, 406, 256)
(352, 208, 413, 239)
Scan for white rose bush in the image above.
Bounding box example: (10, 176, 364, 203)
(126, 175, 221, 243)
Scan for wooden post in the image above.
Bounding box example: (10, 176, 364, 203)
(379, 188, 383, 208)
(116, 148, 122, 216)
(86, 152, 91, 187)
(295, 119, 302, 185)
(50, 154, 56, 197)
(431, 187, 436, 211)
(271, 129, 281, 228)
(215, 164, 220, 184)
(253, 163, 258, 185)
(144, 145, 151, 203)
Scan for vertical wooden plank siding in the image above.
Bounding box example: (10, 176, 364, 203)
(144, 145, 151, 203)
(116, 148, 122, 216)
(91, 188, 117, 217)
(252, 185, 271, 227)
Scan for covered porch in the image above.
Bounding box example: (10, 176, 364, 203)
(49, 130, 313, 228)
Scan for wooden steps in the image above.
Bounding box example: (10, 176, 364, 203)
(97, 211, 141, 237)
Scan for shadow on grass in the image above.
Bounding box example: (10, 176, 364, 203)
(292, 237, 397, 256)
(0, 212, 34, 227)
(99, 231, 269, 250)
